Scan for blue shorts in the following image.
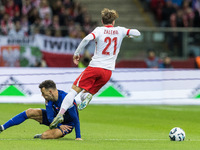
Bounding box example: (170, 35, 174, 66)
(41, 109, 73, 136)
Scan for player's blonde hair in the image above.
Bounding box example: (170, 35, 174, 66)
(101, 8, 119, 25)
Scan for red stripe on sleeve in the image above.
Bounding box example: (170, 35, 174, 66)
(91, 33, 95, 39)
(126, 29, 130, 36)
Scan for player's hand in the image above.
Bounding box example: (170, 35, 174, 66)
(73, 55, 80, 65)
(75, 138, 82, 140)
(60, 125, 72, 133)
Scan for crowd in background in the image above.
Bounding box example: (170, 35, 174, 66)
(145, 49, 174, 68)
(141, 0, 200, 59)
(147, 0, 200, 27)
(0, 0, 97, 37)
(0, 0, 199, 68)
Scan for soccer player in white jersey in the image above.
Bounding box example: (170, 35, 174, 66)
(50, 8, 141, 129)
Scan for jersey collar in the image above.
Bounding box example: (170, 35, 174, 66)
(104, 25, 113, 28)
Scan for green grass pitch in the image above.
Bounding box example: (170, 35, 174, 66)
(1, 103, 200, 150)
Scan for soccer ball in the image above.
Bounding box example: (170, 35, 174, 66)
(169, 127, 185, 141)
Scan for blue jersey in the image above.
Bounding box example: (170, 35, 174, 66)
(45, 90, 81, 138)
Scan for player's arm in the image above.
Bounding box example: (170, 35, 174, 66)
(74, 115, 81, 140)
(73, 33, 94, 65)
(45, 100, 56, 124)
(127, 29, 141, 38)
(69, 109, 81, 140)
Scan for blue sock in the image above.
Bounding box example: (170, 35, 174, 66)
(3, 111, 28, 130)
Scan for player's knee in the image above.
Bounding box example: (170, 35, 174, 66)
(25, 108, 36, 118)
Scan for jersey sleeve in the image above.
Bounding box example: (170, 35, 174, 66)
(74, 119, 81, 138)
(118, 26, 141, 38)
(74, 33, 94, 56)
(68, 107, 81, 138)
(126, 29, 141, 37)
(74, 27, 100, 56)
(91, 27, 100, 39)
(45, 100, 55, 123)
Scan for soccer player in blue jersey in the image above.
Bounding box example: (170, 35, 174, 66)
(0, 80, 82, 140)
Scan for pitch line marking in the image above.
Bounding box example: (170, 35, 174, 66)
(103, 139, 167, 141)
(0, 138, 198, 141)
(0, 138, 35, 141)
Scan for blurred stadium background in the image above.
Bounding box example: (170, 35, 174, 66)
(0, 0, 200, 68)
(1, 1, 200, 148)
(0, 0, 200, 104)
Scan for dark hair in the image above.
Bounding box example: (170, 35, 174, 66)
(39, 80, 56, 89)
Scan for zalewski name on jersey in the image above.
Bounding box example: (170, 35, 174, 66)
(104, 29, 119, 35)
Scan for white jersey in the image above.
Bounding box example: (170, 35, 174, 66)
(74, 25, 140, 70)
(89, 25, 128, 70)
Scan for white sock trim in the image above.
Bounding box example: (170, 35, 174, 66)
(70, 88, 78, 95)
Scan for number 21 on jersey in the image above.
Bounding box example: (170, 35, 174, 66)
(102, 37, 117, 55)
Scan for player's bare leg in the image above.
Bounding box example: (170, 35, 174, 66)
(26, 108, 43, 123)
(35, 124, 73, 139)
(34, 129, 64, 139)
(0, 108, 42, 133)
